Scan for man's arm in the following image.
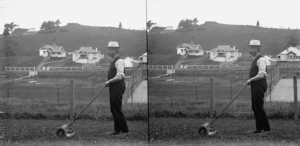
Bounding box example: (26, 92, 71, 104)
(247, 57, 267, 84)
(105, 59, 125, 86)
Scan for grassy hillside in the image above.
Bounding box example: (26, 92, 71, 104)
(148, 22, 299, 57)
(2, 24, 146, 58)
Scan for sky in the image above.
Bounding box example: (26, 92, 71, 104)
(0, 0, 147, 33)
(148, 0, 300, 30)
(1, 0, 300, 34)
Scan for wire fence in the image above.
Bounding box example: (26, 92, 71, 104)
(0, 65, 146, 117)
(149, 63, 300, 117)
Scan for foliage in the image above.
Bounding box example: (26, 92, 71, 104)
(149, 26, 166, 34)
(3, 22, 19, 36)
(40, 19, 61, 33)
(147, 20, 156, 31)
(0, 37, 19, 57)
(3, 27, 10, 37)
(284, 30, 300, 48)
(177, 17, 198, 31)
(119, 22, 122, 29)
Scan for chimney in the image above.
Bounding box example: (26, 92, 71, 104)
(233, 46, 235, 50)
(95, 48, 98, 52)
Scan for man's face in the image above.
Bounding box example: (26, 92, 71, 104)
(107, 48, 115, 58)
(249, 46, 259, 56)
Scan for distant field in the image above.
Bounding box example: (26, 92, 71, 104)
(3, 56, 44, 67)
(148, 55, 181, 65)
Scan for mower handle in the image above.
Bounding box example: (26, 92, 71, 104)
(67, 85, 106, 127)
(210, 83, 248, 125)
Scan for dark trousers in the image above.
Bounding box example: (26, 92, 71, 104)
(251, 83, 270, 131)
(109, 84, 128, 133)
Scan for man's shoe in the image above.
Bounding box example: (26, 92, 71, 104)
(258, 130, 271, 136)
(106, 131, 120, 135)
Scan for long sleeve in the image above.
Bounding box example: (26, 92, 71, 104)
(114, 59, 125, 80)
(256, 57, 268, 78)
(249, 57, 268, 82)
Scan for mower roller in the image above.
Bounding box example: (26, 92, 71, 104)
(198, 84, 248, 136)
(56, 85, 105, 138)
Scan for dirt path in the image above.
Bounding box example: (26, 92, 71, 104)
(128, 80, 147, 103)
(149, 117, 300, 145)
(266, 79, 300, 102)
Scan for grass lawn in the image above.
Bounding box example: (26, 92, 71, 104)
(149, 117, 300, 145)
(1, 119, 148, 145)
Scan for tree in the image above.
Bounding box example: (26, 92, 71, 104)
(55, 19, 61, 27)
(1, 38, 18, 57)
(284, 30, 300, 48)
(256, 20, 260, 27)
(147, 20, 156, 31)
(192, 18, 198, 26)
(40, 20, 57, 32)
(3, 22, 19, 36)
(177, 19, 194, 31)
(3, 27, 10, 37)
(119, 22, 122, 29)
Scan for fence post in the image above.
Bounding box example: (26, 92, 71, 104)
(92, 87, 94, 97)
(6, 87, 9, 99)
(196, 85, 198, 100)
(70, 79, 74, 120)
(57, 87, 60, 104)
(210, 77, 215, 118)
(293, 76, 298, 120)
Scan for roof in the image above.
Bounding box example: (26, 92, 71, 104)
(140, 52, 147, 57)
(177, 42, 203, 50)
(209, 45, 237, 52)
(39, 44, 65, 52)
(277, 46, 300, 56)
(73, 47, 99, 53)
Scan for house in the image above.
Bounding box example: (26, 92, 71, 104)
(24, 28, 37, 35)
(70, 47, 104, 64)
(276, 45, 300, 61)
(39, 43, 67, 58)
(176, 42, 204, 56)
(162, 26, 175, 34)
(206, 45, 241, 62)
(139, 52, 147, 63)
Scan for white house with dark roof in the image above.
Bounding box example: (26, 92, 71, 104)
(39, 43, 67, 58)
(139, 52, 147, 63)
(276, 45, 300, 61)
(206, 45, 241, 62)
(70, 47, 104, 64)
(176, 42, 204, 56)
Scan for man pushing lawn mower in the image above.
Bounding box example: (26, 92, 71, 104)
(104, 41, 129, 136)
(246, 39, 270, 135)
(198, 40, 270, 136)
(55, 41, 129, 138)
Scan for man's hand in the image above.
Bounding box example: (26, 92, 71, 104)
(246, 79, 252, 85)
(105, 81, 110, 87)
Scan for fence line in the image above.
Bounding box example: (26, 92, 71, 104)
(5, 67, 36, 71)
(148, 65, 173, 69)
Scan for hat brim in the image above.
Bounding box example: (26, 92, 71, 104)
(249, 45, 261, 47)
(106, 46, 120, 48)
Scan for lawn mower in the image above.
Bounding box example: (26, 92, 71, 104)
(198, 84, 248, 136)
(56, 85, 105, 138)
